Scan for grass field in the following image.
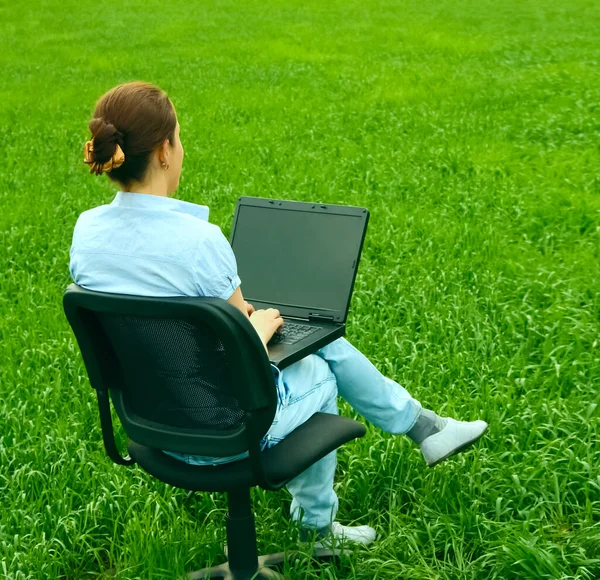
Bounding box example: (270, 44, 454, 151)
(1, 0, 600, 577)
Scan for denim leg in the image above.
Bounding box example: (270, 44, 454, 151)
(265, 354, 339, 530)
(316, 338, 421, 433)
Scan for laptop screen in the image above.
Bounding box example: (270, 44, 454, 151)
(230, 201, 368, 321)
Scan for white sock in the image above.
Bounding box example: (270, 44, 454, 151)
(406, 409, 448, 444)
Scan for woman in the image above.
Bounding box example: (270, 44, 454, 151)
(70, 81, 488, 547)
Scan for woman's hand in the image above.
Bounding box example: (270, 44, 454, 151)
(250, 308, 284, 346)
(227, 288, 281, 350)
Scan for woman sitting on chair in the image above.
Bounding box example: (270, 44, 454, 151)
(70, 81, 488, 547)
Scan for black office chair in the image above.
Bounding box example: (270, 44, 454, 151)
(63, 284, 366, 579)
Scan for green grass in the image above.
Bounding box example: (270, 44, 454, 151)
(1, 0, 600, 577)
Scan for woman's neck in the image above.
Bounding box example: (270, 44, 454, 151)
(123, 172, 170, 197)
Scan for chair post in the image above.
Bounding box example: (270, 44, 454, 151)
(226, 488, 260, 577)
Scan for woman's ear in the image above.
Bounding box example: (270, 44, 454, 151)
(157, 138, 170, 167)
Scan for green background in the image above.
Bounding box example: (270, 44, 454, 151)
(1, 0, 599, 577)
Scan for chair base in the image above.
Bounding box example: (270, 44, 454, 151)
(187, 552, 285, 579)
(187, 549, 339, 580)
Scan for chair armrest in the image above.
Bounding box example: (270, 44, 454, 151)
(251, 412, 367, 491)
(97, 390, 135, 466)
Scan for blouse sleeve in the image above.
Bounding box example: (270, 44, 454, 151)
(193, 226, 242, 300)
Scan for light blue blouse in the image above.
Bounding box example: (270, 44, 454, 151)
(70, 191, 241, 299)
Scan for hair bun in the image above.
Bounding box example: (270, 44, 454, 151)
(84, 118, 126, 175)
(88, 117, 123, 164)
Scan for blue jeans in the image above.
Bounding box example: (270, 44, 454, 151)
(171, 338, 422, 529)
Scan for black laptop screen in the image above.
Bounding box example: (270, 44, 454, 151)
(231, 204, 365, 318)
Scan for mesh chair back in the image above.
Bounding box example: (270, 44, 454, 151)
(98, 314, 244, 431)
(63, 285, 277, 457)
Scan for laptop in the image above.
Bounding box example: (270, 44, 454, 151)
(230, 196, 369, 369)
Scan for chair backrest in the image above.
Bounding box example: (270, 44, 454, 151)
(63, 284, 277, 458)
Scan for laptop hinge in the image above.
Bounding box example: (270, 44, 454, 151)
(308, 313, 335, 322)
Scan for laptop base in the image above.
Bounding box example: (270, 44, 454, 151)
(268, 323, 345, 370)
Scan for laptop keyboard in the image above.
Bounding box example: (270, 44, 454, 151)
(268, 321, 320, 346)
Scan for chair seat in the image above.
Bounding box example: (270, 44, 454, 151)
(128, 412, 366, 492)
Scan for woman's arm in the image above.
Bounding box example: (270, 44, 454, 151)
(227, 287, 253, 318)
(228, 287, 283, 347)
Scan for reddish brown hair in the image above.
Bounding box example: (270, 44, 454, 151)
(87, 82, 176, 186)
